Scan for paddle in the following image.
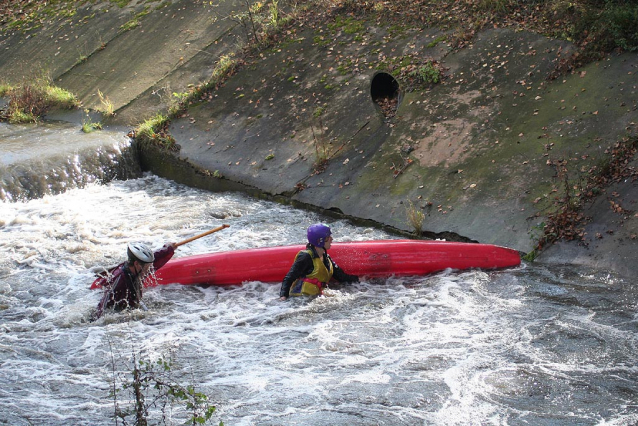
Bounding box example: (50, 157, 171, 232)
(90, 224, 230, 289)
(175, 224, 230, 247)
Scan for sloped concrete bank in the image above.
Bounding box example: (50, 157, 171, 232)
(151, 25, 638, 276)
(1, 0, 636, 277)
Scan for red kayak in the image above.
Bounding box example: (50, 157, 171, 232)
(150, 240, 520, 286)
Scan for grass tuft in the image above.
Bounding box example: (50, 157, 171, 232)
(82, 120, 103, 133)
(0, 83, 12, 97)
(97, 89, 115, 116)
(136, 113, 178, 150)
(405, 200, 426, 237)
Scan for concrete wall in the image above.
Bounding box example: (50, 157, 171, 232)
(1, 0, 636, 276)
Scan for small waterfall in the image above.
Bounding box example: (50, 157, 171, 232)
(0, 122, 142, 201)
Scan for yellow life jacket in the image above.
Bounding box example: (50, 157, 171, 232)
(289, 249, 334, 296)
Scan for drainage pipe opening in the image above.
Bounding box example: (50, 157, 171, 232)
(371, 72, 401, 118)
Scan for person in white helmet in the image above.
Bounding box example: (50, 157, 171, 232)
(93, 241, 176, 319)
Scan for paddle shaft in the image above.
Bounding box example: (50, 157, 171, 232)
(175, 224, 229, 247)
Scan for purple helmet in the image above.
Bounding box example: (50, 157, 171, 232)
(307, 223, 331, 248)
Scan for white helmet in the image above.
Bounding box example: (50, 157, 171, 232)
(127, 242, 154, 264)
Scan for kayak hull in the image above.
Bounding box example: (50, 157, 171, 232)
(153, 240, 521, 286)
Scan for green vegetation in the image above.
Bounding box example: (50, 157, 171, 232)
(112, 0, 131, 7)
(405, 200, 426, 236)
(0, 1, 138, 34)
(1, 0, 636, 64)
(268, 0, 280, 28)
(82, 121, 102, 133)
(574, 2, 638, 52)
(426, 35, 447, 48)
(229, 0, 290, 49)
(167, 54, 239, 118)
(82, 121, 103, 133)
(43, 84, 78, 108)
(97, 89, 115, 117)
(313, 106, 326, 118)
(119, 18, 140, 32)
(477, 0, 510, 13)
(167, 91, 189, 116)
(119, 7, 150, 32)
(210, 54, 238, 87)
(313, 35, 331, 47)
(136, 113, 177, 149)
(311, 122, 331, 173)
(328, 16, 365, 35)
(376, 55, 444, 90)
(109, 349, 222, 426)
(76, 53, 88, 65)
(133, 52, 239, 151)
(137, 113, 168, 140)
(0, 84, 12, 97)
(531, 135, 638, 254)
(409, 61, 441, 84)
(0, 79, 79, 123)
(82, 111, 103, 133)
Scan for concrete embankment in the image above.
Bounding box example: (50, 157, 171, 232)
(1, 1, 636, 276)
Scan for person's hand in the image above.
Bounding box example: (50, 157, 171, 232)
(279, 296, 288, 301)
(168, 242, 177, 250)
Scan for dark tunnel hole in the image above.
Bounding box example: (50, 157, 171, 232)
(371, 72, 401, 118)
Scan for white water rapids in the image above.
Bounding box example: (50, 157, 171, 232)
(1, 150, 637, 424)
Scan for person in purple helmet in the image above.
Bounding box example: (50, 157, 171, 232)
(279, 223, 359, 300)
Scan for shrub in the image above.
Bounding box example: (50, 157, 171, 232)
(109, 349, 222, 426)
(601, 4, 638, 51)
(2, 79, 78, 123)
(7, 84, 49, 123)
(410, 61, 441, 84)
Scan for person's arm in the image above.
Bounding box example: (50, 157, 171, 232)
(152, 243, 176, 270)
(328, 254, 359, 283)
(279, 251, 314, 299)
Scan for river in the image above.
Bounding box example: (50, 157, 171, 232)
(0, 124, 637, 426)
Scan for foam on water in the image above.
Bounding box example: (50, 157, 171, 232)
(0, 175, 637, 425)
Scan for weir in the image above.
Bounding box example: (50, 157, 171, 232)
(0, 122, 141, 201)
